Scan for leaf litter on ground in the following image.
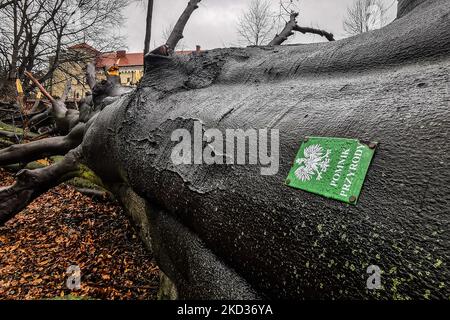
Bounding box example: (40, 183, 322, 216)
(0, 168, 159, 300)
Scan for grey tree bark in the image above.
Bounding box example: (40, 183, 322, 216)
(0, 123, 85, 166)
(0, 146, 83, 224)
(0, 0, 449, 300)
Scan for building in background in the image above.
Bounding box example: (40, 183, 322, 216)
(49, 43, 202, 100)
(95, 50, 144, 88)
(49, 43, 99, 100)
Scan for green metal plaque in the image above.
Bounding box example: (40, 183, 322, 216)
(286, 137, 377, 204)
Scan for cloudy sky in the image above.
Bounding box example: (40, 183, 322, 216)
(122, 0, 397, 53)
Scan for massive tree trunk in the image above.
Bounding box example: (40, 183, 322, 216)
(1, 0, 449, 299)
(81, 0, 450, 299)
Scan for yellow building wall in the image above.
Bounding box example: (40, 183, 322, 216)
(51, 64, 144, 100)
(50, 61, 91, 100)
(119, 68, 144, 86)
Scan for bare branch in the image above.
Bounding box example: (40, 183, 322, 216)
(0, 0, 14, 10)
(0, 0, 129, 85)
(0, 123, 85, 167)
(237, 0, 275, 46)
(166, 0, 202, 51)
(162, 23, 185, 51)
(269, 11, 298, 46)
(343, 0, 389, 35)
(25, 70, 80, 135)
(269, 12, 334, 46)
(24, 70, 55, 104)
(0, 146, 84, 225)
(85, 62, 97, 90)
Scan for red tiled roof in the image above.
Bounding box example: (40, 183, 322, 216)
(95, 50, 200, 69)
(69, 43, 202, 69)
(96, 52, 144, 68)
(176, 50, 197, 55)
(68, 43, 100, 54)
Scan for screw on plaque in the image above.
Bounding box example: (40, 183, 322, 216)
(368, 142, 377, 149)
(286, 178, 291, 185)
(304, 137, 309, 143)
(349, 196, 357, 203)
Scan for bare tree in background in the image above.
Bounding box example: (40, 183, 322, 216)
(237, 0, 275, 46)
(165, 0, 201, 51)
(160, 0, 203, 52)
(343, 0, 389, 35)
(0, 0, 128, 88)
(0, 0, 14, 10)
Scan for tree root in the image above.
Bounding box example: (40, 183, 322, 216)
(0, 123, 85, 167)
(0, 147, 84, 225)
(25, 71, 80, 135)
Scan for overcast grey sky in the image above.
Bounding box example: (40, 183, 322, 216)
(122, 0, 397, 52)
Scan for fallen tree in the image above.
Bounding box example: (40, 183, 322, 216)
(1, 0, 449, 299)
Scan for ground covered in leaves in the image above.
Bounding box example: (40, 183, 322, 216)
(0, 168, 159, 300)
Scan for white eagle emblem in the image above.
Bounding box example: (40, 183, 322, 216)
(295, 144, 331, 182)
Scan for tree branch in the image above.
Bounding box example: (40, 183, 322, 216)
(0, 122, 85, 167)
(29, 109, 50, 129)
(0, 0, 14, 10)
(0, 146, 84, 225)
(293, 25, 335, 42)
(86, 63, 97, 90)
(144, 0, 154, 54)
(25, 70, 80, 134)
(24, 70, 55, 103)
(0, 130, 24, 140)
(269, 12, 334, 46)
(166, 0, 202, 51)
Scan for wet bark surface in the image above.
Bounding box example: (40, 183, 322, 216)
(1, 0, 448, 299)
(74, 0, 450, 299)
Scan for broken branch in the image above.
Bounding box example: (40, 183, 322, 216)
(0, 146, 84, 225)
(293, 25, 335, 42)
(166, 0, 202, 51)
(24, 71, 55, 104)
(0, 123, 85, 167)
(86, 63, 96, 90)
(269, 12, 334, 46)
